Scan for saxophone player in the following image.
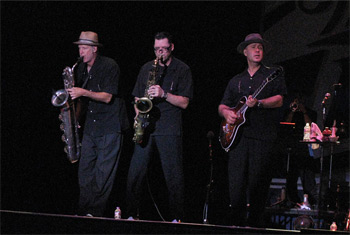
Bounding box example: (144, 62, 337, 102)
(126, 32, 193, 223)
(67, 31, 128, 217)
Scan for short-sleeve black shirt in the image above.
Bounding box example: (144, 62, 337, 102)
(220, 65, 287, 141)
(76, 55, 126, 136)
(133, 57, 193, 136)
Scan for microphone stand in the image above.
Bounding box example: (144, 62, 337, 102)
(321, 93, 331, 129)
(322, 102, 327, 130)
(203, 132, 214, 224)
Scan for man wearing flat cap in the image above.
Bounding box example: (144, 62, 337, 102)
(67, 31, 128, 217)
(218, 33, 287, 227)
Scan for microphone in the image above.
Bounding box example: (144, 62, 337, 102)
(332, 83, 342, 96)
(207, 131, 214, 158)
(207, 131, 214, 147)
(322, 93, 331, 105)
(207, 131, 214, 139)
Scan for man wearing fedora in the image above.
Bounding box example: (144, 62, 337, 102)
(218, 33, 287, 227)
(67, 31, 128, 217)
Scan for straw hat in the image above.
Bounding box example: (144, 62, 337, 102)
(73, 31, 103, 47)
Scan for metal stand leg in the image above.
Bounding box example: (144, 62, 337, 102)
(203, 135, 214, 224)
(316, 146, 324, 229)
(270, 147, 291, 207)
(203, 162, 213, 224)
(286, 147, 291, 174)
(328, 144, 334, 189)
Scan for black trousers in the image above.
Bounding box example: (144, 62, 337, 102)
(228, 136, 274, 227)
(78, 132, 123, 217)
(126, 135, 184, 220)
(286, 148, 318, 205)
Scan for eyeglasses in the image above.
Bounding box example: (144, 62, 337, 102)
(153, 46, 171, 52)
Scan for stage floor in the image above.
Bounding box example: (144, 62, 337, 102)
(1, 209, 349, 234)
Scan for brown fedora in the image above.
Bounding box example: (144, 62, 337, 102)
(237, 33, 270, 54)
(73, 31, 103, 47)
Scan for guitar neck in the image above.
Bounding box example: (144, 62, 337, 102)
(252, 79, 268, 99)
(239, 68, 282, 112)
(238, 80, 267, 113)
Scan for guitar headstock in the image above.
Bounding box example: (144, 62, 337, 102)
(266, 66, 283, 83)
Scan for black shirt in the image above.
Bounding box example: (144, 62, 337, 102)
(220, 65, 287, 141)
(76, 55, 127, 136)
(133, 57, 193, 136)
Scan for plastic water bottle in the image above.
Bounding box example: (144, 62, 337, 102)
(330, 222, 337, 231)
(114, 207, 121, 219)
(303, 123, 311, 141)
(300, 194, 311, 210)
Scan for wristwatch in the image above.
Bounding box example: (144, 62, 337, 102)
(257, 100, 264, 108)
(162, 91, 168, 99)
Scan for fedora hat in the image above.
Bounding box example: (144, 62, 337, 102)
(73, 31, 103, 47)
(237, 33, 270, 54)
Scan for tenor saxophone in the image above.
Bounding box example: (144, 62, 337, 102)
(51, 57, 82, 163)
(133, 56, 160, 143)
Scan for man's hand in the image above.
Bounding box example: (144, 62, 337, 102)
(147, 85, 165, 98)
(298, 103, 307, 114)
(67, 87, 86, 100)
(223, 108, 239, 125)
(246, 95, 258, 108)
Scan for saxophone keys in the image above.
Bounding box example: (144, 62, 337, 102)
(60, 123, 65, 131)
(63, 145, 68, 154)
(61, 134, 67, 143)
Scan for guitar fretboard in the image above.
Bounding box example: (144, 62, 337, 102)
(239, 67, 282, 113)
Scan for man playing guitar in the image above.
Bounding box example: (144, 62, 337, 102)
(218, 33, 287, 227)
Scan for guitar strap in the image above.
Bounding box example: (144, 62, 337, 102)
(81, 74, 89, 89)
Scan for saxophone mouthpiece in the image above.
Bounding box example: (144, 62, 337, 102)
(72, 57, 83, 71)
(159, 54, 164, 64)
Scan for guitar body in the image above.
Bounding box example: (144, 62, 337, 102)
(219, 96, 247, 152)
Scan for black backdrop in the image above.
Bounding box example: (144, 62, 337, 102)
(1, 1, 319, 224)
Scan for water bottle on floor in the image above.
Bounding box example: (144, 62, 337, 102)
(114, 207, 121, 219)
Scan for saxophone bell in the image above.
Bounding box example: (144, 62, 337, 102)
(289, 99, 300, 112)
(51, 89, 69, 107)
(135, 97, 153, 114)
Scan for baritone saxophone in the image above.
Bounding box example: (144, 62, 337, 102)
(51, 57, 82, 163)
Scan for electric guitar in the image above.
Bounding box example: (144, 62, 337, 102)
(219, 67, 283, 152)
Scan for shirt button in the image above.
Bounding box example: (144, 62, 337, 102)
(90, 110, 93, 113)
(250, 77, 253, 80)
(249, 86, 251, 89)
(93, 120, 96, 122)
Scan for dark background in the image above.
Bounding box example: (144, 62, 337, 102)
(1, 1, 348, 225)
